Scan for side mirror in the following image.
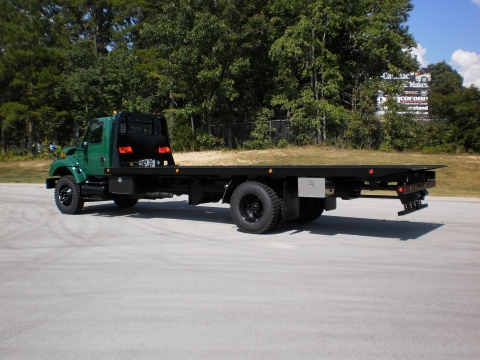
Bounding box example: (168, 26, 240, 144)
(49, 144, 58, 159)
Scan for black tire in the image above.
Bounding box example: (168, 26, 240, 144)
(113, 198, 138, 208)
(54, 175, 84, 214)
(230, 181, 281, 234)
(286, 198, 325, 224)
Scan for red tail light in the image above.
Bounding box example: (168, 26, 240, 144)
(119, 146, 133, 154)
(158, 147, 171, 154)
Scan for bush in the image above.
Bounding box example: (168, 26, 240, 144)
(242, 120, 274, 150)
(196, 132, 225, 150)
(276, 139, 289, 148)
(170, 124, 197, 152)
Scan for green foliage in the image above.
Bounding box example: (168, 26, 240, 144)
(59, 44, 157, 119)
(343, 112, 382, 150)
(427, 64, 480, 153)
(170, 124, 196, 152)
(429, 62, 464, 95)
(140, 0, 273, 137)
(277, 139, 290, 148)
(380, 78, 418, 151)
(243, 122, 273, 150)
(1, 0, 479, 155)
(0, 149, 53, 162)
(196, 132, 225, 150)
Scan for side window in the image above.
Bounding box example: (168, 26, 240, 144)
(89, 122, 103, 144)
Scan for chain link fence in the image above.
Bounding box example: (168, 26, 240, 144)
(209, 119, 290, 148)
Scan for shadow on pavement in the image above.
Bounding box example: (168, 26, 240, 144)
(276, 216, 443, 241)
(82, 200, 443, 241)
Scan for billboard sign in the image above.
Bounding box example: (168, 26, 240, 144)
(377, 68, 431, 119)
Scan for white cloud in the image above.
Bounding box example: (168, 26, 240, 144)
(473, 0, 480, 6)
(451, 49, 480, 87)
(411, 44, 429, 67)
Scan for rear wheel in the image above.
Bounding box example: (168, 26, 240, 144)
(113, 199, 138, 208)
(286, 198, 325, 224)
(230, 181, 281, 234)
(54, 175, 84, 214)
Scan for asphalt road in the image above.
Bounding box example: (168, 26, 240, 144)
(1, 184, 479, 360)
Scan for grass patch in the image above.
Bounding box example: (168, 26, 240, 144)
(1, 147, 479, 197)
(0, 160, 52, 184)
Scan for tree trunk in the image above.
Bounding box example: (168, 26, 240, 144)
(1, 124, 7, 154)
(312, 26, 320, 144)
(27, 117, 34, 155)
(321, 31, 326, 143)
(169, 75, 176, 109)
(228, 124, 232, 149)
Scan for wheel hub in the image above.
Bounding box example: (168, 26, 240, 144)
(240, 196, 264, 222)
(59, 187, 72, 206)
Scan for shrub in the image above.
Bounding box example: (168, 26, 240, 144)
(196, 132, 225, 150)
(170, 124, 197, 152)
(276, 139, 289, 148)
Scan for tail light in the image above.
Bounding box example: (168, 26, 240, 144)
(397, 180, 436, 194)
(158, 147, 171, 154)
(119, 146, 133, 154)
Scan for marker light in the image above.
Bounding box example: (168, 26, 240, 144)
(119, 146, 133, 154)
(369, 169, 374, 175)
(158, 147, 171, 154)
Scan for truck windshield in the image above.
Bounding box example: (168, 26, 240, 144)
(119, 114, 163, 136)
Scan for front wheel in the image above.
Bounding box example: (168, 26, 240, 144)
(54, 175, 84, 214)
(230, 181, 281, 234)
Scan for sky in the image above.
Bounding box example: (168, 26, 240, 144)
(407, 0, 480, 87)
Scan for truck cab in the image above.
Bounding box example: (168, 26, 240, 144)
(46, 112, 175, 214)
(48, 112, 174, 182)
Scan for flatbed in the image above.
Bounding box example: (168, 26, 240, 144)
(106, 164, 441, 179)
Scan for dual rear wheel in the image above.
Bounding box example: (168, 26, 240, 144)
(230, 181, 325, 234)
(230, 181, 282, 234)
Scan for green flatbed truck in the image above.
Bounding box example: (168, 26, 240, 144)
(46, 112, 444, 234)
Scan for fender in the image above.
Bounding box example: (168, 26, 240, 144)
(48, 157, 87, 185)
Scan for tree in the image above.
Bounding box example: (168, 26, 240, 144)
(429, 61, 464, 96)
(269, 0, 418, 147)
(140, 0, 273, 148)
(59, 45, 156, 119)
(424, 62, 480, 152)
(0, 0, 67, 154)
(270, 0, 344, 144)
